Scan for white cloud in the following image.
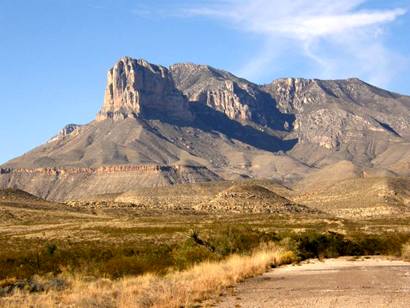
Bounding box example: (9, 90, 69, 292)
(183, 0, 407, 86)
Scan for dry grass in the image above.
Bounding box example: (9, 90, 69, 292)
(1, 244, 295, 308)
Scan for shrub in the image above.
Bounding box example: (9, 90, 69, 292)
(401, 242, 410, 261)
(291, 231, 409, 260)
(46, 244, 57, 256)
(172, 239, 218, 270)
(0, 228, 408, 282)
(352, 232, 409, 256)
(208, 226, 275, 256)
(293, 231, 351, 259)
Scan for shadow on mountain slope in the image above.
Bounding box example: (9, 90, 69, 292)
(144, 104, 298, 153)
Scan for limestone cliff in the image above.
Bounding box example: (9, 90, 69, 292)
(97, 57, 193, 122)
(1, 57, 409, 201)
(170, 63, 291, 130)
(262, 78, 410, 159)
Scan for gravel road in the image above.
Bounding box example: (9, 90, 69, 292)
(216, 257, 410, 308)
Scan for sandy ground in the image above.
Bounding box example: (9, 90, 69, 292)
(215, 257, 410, 308)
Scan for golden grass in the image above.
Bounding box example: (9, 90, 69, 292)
(1, 244, 295, 308)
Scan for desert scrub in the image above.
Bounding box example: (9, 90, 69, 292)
(351, 232, 410, 256)
(0, 226, 278, 281)
(1, 227, 408, 283)
(0, 243, 296, 308)
(291, 231, 363, 259)
(402, 242, 410, 261)
(286, 231, 410, 260)
(206, 225, 278, 256)
(0, 241, 177, 280)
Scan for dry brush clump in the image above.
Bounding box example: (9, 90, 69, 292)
(402, 241, 410, 261)
(0, 244, 295, 308)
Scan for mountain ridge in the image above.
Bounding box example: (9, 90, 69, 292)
(1, 57, 409, 200)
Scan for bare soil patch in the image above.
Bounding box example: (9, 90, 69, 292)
(216, 257, 410, 308)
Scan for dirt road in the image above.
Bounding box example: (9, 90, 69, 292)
(216, 257, 410, 308)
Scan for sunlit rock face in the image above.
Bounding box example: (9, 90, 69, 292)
(170, 63, 292, 130)
(263, 77, 410, 152)
(1, 57, 410, 200)
(97, 57, 193, 122)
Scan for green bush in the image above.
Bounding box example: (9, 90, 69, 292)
(208, 226, 276, 256)
(352, 233, 408, 256)
(172, 239, 217, 270)
(293, 231, 361, 259)
(46, 244, 57, 256)
(290, 231, 409, 260)
(401, 242, 410, 260)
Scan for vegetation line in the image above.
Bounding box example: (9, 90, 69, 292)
(1, 244, 295, 308)
(1, 226, 409, 307)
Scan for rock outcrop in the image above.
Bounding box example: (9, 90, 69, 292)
(262, 78, 410, 165)
(97, 57, 193, 122)
(1, 57, 409, 200)
(264, 78, 410, 141)
(48, 124, 82, 143)
(170, 63, 292, 130)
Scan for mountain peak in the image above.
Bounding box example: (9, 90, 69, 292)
(1, 57, 409, 201)
(96, 57, 193, 122)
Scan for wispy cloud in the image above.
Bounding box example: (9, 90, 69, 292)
(181, 0, 407, 85)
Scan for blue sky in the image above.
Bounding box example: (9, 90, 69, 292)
(0, 0, 409, 164)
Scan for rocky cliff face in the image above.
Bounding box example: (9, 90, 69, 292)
(170, 63, 292, 130)
(97, 57, 193, 122)
(170, 64, 254, 122)
(263, 78, 410, 157)
(1, 57, 409, 200)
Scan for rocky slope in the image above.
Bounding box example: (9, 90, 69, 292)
(170, 63, 293, 130)
(194, 184, 313, 214)
(0, 188, 79, 223)
(293, 177, 410, 218)
(1, 57, 409, 200)
(263, 78, 410, 167)
(108, 180, 297, 213)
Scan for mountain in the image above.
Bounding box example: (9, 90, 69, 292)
(263, 78, 410, 169)
(1, 57, 409, 200)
